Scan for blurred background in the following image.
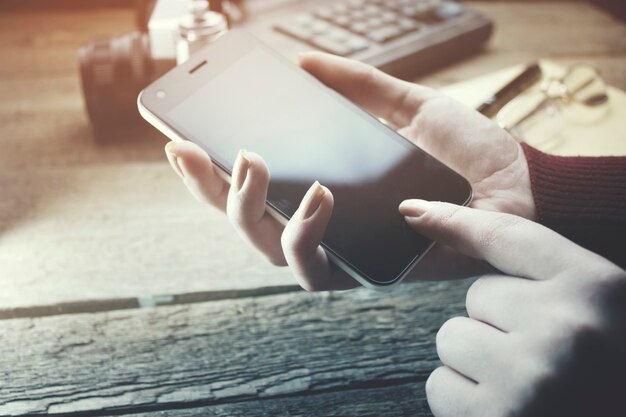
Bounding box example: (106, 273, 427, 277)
(0, 0, 624, 315)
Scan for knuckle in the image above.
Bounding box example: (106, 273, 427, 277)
(280, 223, 305, 260)
(437, 203, 463, 228)
(425, 203, 464, 237)
(479, 213, 523, 251)
(553, 298, 601, 340)
(436, 316, 464, 352)
(465, 278, 485, 316)
(226, 190, 262, 231)
(280, 225, 294, 255)
(427, 366, 478, 417)
(426, 366, 453, 417)
(585, 262, 626, 289)
(290, 233, 309, 256)
(465, 275, 498, 317)
(280, 226, 329, 293)
(281, 221, 313, 260)
(425, 366, 445, 399)
(226, 192, 246, 226)
(248, 157, 270, 185)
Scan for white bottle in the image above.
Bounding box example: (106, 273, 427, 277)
(175, 0, 228, 64)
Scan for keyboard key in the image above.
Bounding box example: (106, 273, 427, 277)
(314, 8, 334, 20)
(380, 0, 402, 7)
(349, 22, 369, 34)
(434, 2, 465, 20)
(332, 15, 351, 27)
(346, 37, 370, 52)
(274, 23, 313, 41)
(369, 25, 402, 42)
(400, 6, 417, 17)
(366, 17, 384, 29)
(311, 20, 331, 35)
(398, 18, 420, 32)
(381, 12, 397, 24)
(327, 28, 351, 42)
(276, 0, 472, 57)
(312, 36, 352, 56)
(364, 5, 382, 16)
(350, 10, 368, 20)
(331, 3, 350, 14)
(294, 13, 315, 27)
(403, 3, 434, 20)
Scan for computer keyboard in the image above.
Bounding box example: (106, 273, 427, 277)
(258, 0, 493, 79)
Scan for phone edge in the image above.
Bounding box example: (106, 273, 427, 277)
(139, 90, 411, 289)
(138, 61, 473, 290)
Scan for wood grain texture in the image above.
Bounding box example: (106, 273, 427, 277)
(0, 280, 471, 416)
(1, 2, 625, 309)
(107, 383, 431, 417)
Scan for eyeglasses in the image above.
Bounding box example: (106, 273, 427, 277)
(496, 64, 609, 144)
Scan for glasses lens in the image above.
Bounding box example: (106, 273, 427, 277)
(497, 91, 563, 144)
(563, 65, 607, 106)
(562, 65, 609, 123)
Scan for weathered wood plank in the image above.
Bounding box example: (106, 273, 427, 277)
(104, 382, 431, 417)
(0, 280, 471, 415)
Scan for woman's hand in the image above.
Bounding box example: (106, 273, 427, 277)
(399, 199, 626, 417)
(164, 51, 536, 290)
(301, 52, 535, 220)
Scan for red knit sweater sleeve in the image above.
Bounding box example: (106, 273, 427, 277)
(521, 142, 626, 268)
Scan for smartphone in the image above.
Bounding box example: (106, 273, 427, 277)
(138, 30, 472, 289)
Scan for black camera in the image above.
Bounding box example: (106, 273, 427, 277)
(79, 0, 232, 135)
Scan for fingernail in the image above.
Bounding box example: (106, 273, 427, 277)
(165, 141, 184, 179)
(234, 149, 251, 190)
(399, 199, 431, 218)
(301, 181, 326, 219)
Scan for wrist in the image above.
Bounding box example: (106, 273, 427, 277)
(516, 142, 537, 221)
(494, 140, 537, 220)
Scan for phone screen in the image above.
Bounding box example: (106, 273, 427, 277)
(142, 33, 471, 285)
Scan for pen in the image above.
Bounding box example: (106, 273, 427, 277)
(477, 62, 542, 118)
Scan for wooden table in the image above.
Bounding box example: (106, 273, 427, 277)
(1, 1, 625, 415)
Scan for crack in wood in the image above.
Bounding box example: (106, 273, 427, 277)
(7, 378, 431, 417)
(1, 281, 472, 416)
(0, 286, 301, 320)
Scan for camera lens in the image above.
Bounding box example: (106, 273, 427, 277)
(79, 32, 154, 131)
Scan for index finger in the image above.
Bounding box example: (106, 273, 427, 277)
(399, 200, 617, 280)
